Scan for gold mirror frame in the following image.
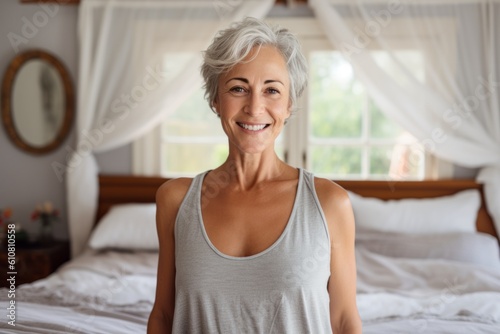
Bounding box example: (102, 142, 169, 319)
(1, 49, 74, 154)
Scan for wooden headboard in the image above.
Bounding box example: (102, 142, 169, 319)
(97, 175, 497, 239)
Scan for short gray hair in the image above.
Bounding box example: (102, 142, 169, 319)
(201, 17, 308, 114)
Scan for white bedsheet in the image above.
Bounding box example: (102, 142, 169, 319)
(0, 249, 158, 334)
(1, 247, 499, 333)
(31, 249, 158, 307)
(357, 247, 500, 333)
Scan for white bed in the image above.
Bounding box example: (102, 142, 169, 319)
(1, 175, 499, 333)
(1, 250, 156, 333)
(357, 237, 500, 333)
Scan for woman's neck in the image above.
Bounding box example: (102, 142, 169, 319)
(213, 150, 290, 191)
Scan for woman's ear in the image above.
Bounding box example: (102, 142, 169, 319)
(212, 97, 219, 114)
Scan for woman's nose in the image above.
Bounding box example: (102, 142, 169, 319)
(244, 93, 264, 116)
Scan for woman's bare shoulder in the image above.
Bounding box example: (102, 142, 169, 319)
(313, 177, 354, 232)
(156, 178, 194, 208)
(313, 177, 350, 206)
(155, 178, 194, 235)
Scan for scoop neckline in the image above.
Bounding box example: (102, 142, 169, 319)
(196, 168, 303, 261)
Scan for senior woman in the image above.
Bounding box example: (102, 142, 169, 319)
(148, 17, 361, 334)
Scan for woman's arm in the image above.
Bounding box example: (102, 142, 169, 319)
(315, 178, 362, 334)
(147, 178, 191, 334)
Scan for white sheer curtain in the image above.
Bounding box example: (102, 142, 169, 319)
(310, 0, 500, 232)
(68, 0, 274, 257)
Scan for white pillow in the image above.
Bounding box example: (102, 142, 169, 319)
(347, 189, 480, 234)
(88, 203, 158, 250)
(356, 231, 500, 268)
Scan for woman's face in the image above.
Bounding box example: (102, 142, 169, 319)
(213, 45, 291, 155)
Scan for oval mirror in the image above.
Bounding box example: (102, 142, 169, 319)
(1, 49, 74, 154)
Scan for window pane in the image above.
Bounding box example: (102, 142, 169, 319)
(369, 143, 425, 179)
(162, 89, 225, 138)
(162, 143, 228, 174)
(388, 143, 426, 180)
(307, 48, 426, 180)
(309, 51, 362, 138)
(369, 146, 392, 175)
(369, 100, 405, 139)
(310, 146, 362, 176)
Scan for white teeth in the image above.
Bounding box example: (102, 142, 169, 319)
(239, 123, 266, 131)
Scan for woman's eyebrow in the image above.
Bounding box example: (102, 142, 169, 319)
(225, 77, 248, 84)
(225, 77, 284, 86)
(264, 79, 284, 86)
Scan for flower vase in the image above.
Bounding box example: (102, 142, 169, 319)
(38, 218, 54, 243)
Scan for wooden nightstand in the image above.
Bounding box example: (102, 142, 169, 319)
(0, 241, 70, 287)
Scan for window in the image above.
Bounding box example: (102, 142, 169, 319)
(160, 88, 228, 176)
(306, 50, 425, 179)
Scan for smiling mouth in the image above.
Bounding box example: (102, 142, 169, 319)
(237, 122, 270, 131)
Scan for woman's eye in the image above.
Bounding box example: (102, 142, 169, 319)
(267, 88, 280, 94)
(230, 86, 246, 93)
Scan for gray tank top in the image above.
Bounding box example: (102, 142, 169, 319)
(172, 168, 332, 333)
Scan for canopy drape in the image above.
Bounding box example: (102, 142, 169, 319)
(310, 0, 500, 232)
(68, 0, 274, 257)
